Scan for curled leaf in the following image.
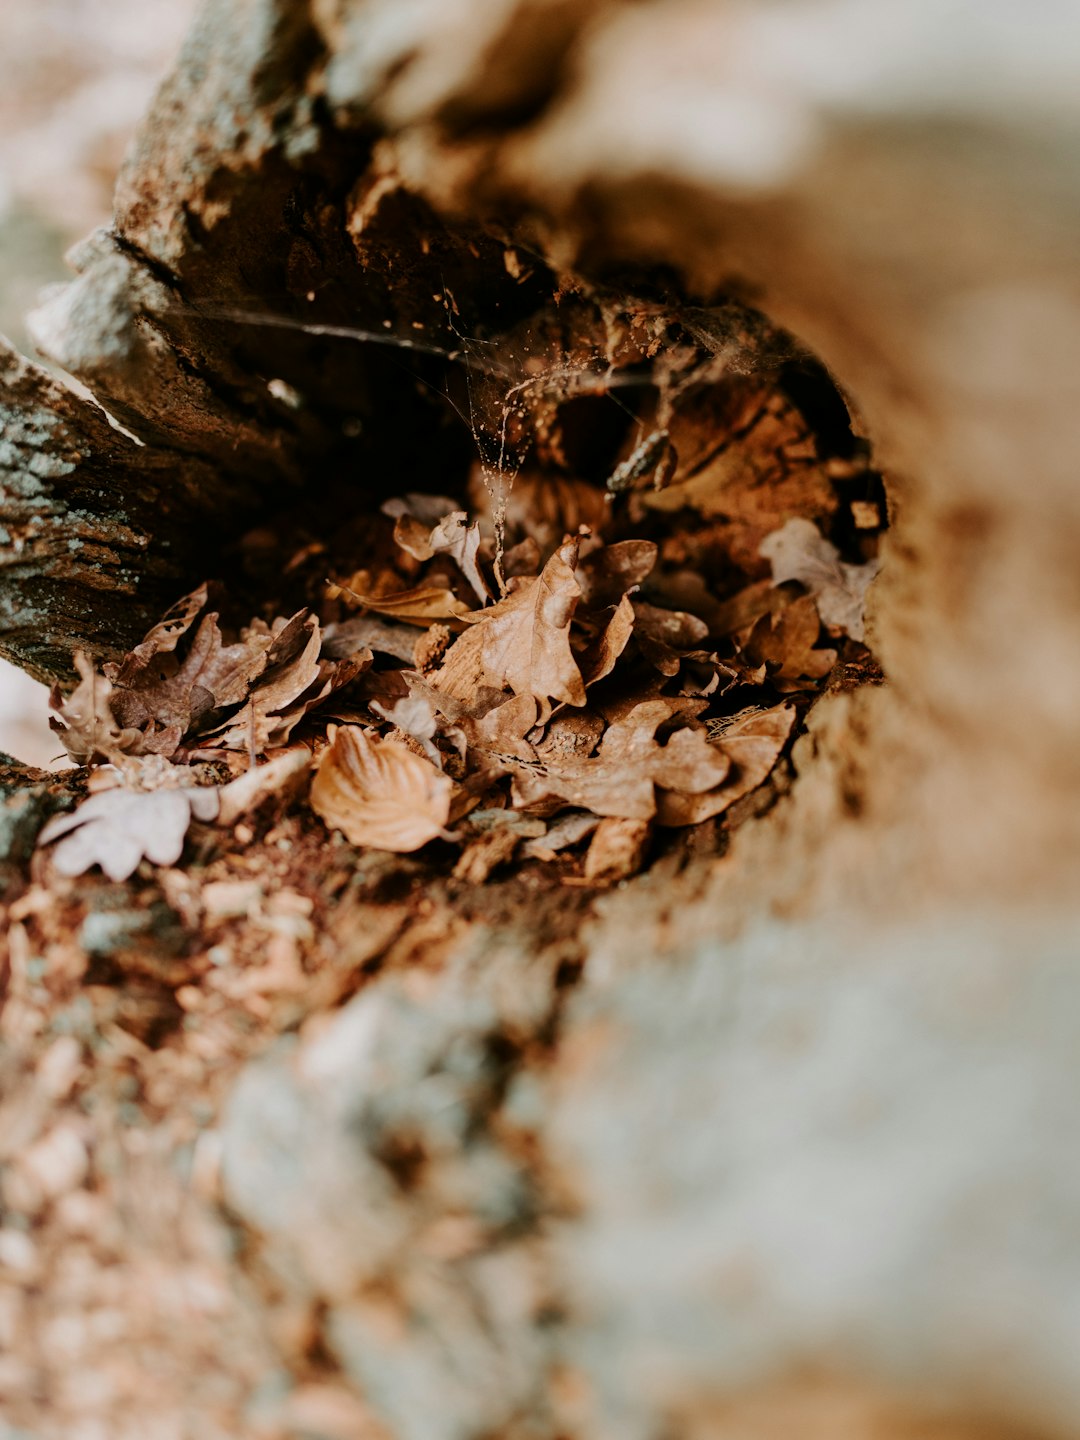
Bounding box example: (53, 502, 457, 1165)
(310, 726, 455, 852)
(49, 653, 142, 765)
(384, 496, 490, 604)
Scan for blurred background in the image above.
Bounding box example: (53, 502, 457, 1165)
(0, 0, 195, 765)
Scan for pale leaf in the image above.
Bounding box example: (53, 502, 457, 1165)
(38, 785, 220, 882)
(310, 726, 455, 852)
(217, 748, 312, 826)
(384, 496, 490, 604)
(522, 811, 602, 859)
(371, 693, 443, 765)
(760, 518, 879, 641)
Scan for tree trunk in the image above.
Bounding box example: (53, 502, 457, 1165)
(2, 3, 1080, 1439)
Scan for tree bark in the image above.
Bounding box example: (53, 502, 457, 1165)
(2, 3, 1080, 1440)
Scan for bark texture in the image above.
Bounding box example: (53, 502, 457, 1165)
(2, 3, 1080, 1439)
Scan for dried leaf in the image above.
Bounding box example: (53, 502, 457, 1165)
(472, 469, 609, 558)
(322, 614, 417, 663)
(384, 497, 490, 604)
(49, 653, 142, 765)
(584, 817, 651, 882)
(414, 623, 453, 674)
(371, 693, 442, 765)
(579, 594, 635, 687)
(38, 785, 219, 882)
(633, 600, 710, 649)
(201, 612, 322, 752)
(217, 748, 313, 826)
(105, 587, 279, 750)
(431, 540, 586, 706)
(339, 581, 473, 626)
(462, 694, 540, 763)
(578, 540, 657, 606)
(310, 726, 455, 852)
(656, 703, 795, 825)
(452, 825, 520, 883)
(531, 711, 605, 763)
(743, 594, 836, 687)
(510, 702, 729, 820)
(522, 811, 602, 859)
(111, 585, 209, 682)
(382, 493, 460, 527)
(760, 518, 880, 641)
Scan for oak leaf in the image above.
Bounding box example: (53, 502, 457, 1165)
(632, 600, 710, 676)
(656, 703, 795, 825)
(743, 594, 836, 689)
(431, 540, 586, 706)
(578, 594, 635, 687)
(310, 726, 455, 852)
(508, 701, 729, 820)
(38, 784, 220, 882)
(760, 518, 879, 641)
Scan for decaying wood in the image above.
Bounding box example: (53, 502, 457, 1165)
(2, 1, 1080, 1439)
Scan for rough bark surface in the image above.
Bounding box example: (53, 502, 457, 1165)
(2, 3, 1080, 1440)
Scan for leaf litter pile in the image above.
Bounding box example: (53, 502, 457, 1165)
(40, 302, 885, 891)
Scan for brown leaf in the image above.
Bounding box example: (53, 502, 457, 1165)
(105, 586, 279, 750)
(743, 594, 836, 688)
(472, 469, 609, 558)
(384, 497, 490, 604)
(452, 826, 521, 884)
(49, 653, 143, 765)
(656, 703, 795, 825)
(521, 811, 602, 859)
(578, 540, 658, 607)
(38, 784, 220, 882)
(709, 579, 786, 639)
(532, 710, 605, 763)
(632, 600, 710, 676)
(110, 585, 209, 684)
(760, 518, 880, 641)
(322, 614, 418, 663)
(431, 539, 586, 706)
(584, 817, 651, 882)
(579, 594, 635, 687)
(108, 612, 271, 747)
(462, 693, 540, 763)
(502, 536, 541, 578)
(509, 702, 729, 820)
(217, 748, 313, 826)
(310, 726, 455, 852)
(201, 612, 323, 752)
(338, 581, 473, 626)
